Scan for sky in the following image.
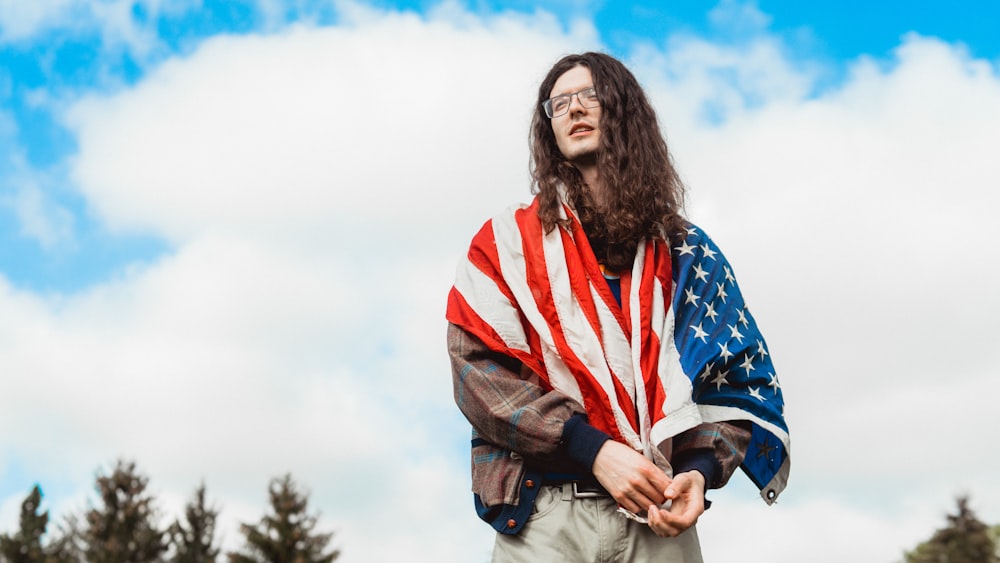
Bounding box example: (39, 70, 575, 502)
(1, 0, 998, 561)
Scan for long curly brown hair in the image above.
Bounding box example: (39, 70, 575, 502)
(530, 52, 687, 272)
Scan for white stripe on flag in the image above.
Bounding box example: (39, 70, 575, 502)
(453, 259, 531, 354)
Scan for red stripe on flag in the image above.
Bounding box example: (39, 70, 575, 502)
(445, 287, 544, 380)
(620, 269, 632, 327)
(558, 226, 603, 344)
(465, 219, 517, 305)
(653, 238, 673, 300)
(615, 267, 649, 431)
(562, 207, 639, 434)
(447, 219, 547, 377)
(565, 208, 630, 337)
(514, 202, 628, 441)
(639, 240, 672, 422)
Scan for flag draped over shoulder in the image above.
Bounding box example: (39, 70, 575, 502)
(446, 198, 790, 504)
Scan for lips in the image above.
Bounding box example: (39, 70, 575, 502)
(569, 123, 594, 136)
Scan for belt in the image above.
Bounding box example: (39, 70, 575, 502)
(552, 480, 609, 499)
(548, 479, 654, 523)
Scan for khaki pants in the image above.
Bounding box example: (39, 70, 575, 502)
(492, 483, 703, 563)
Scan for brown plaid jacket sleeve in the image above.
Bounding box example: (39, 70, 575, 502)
(449, 322, 587, 457)
(448, 322, 587, 506)
(672, 421, 752, 489)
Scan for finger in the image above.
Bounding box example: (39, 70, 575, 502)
(659, 508, 696, 530)
(656, 500, 700, 531)
(631, 476, 668, 505)
(618, 491, 657, 515)
(647, 472, 672, 496)
(614, 480, 665, 512)
(632, 484, 666, 507)
(663, 474, 691, 499)
(608, 486, 641, 514)
(646, 505, 681, 537)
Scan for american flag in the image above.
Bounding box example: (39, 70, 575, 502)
(447, 200, 789, 503)
(670, 225, 789, 503)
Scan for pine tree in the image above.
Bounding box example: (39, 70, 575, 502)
(227, 474, 339, 563)
(905, 495, 999, 563)
(81, 459, 167, 563)
(169, 483, 220, 563)
(44, 514, 86, 563)
(991, 524, 1000, 559)
(0, 485, 48, 562)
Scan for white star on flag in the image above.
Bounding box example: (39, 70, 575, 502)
(728, 323, 745, 343)
(700, 362, 715, 381)
(693, 263, 709, 282)
(684, 287, 700, 305)
(768, 373, 780, 391)
(711, 369, 730, 391)
(690, 322, 709, 343)
(704, 302, 718, 323)
(675, 241, 696, 256)
(716, 282, 728, 303)
(718, 342, 733, 362)
(700, 244, 718, 260)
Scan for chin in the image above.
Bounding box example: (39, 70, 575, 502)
(569, 147, 599, 164)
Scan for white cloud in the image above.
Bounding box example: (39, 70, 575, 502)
(657, 33, 1000, 391)
(0, 0, 195, 55)
(1, 164, 75, 250)
(3, 4, 597, 561)
(0, 0, 78, 42)
(638, 27, 1000, 539)
(3, 3, 1000, 563)
(708, 0, 772, 36)
(63, 6, 598, 250)
(700, 490, 955, 562)
(0, 113, 76, 250)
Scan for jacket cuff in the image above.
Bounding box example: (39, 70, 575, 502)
(561, 414, 612, 470)
(672, 448, 721, 489)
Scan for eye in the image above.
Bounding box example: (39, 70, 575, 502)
(583, 88, 598, 102)
(551, 96, 570, 113)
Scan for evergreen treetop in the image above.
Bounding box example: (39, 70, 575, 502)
(170, 483, 221, 563)
(0, 485, 48, 563)
(228, 474, 339, 563)
(82, 459, 167, 563)
(905, 495, 999, 563)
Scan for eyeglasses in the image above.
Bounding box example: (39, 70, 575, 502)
(542, 87, 600, 118)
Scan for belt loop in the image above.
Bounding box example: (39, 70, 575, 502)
(560, 482, 573, 501)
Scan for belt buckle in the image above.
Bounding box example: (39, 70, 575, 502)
(572, 481, 604, 498)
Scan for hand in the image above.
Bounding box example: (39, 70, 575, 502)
(591, 441, 670, 514)
(646, 470, 706, 537)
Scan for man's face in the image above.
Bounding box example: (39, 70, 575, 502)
(549, 65, 602, 165)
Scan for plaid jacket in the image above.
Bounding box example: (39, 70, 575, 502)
(449, 322, 751, 534)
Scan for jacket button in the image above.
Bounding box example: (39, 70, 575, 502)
(525, 480, 535, 489)
(506, 519, 517, 528)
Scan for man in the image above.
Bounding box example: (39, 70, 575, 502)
(446, 52, 789, 561)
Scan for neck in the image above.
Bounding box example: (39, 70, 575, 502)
(579, 165, 606, 212)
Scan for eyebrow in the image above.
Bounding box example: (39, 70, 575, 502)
(549, 85, 595, 98)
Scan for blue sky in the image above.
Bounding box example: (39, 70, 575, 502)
(2, 0, 998, 292)
(2, 2, 999, 562)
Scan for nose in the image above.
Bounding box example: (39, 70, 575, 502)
(568, 92, 588, 114)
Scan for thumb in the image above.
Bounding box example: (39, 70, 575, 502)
(663, 479, 676, 498)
